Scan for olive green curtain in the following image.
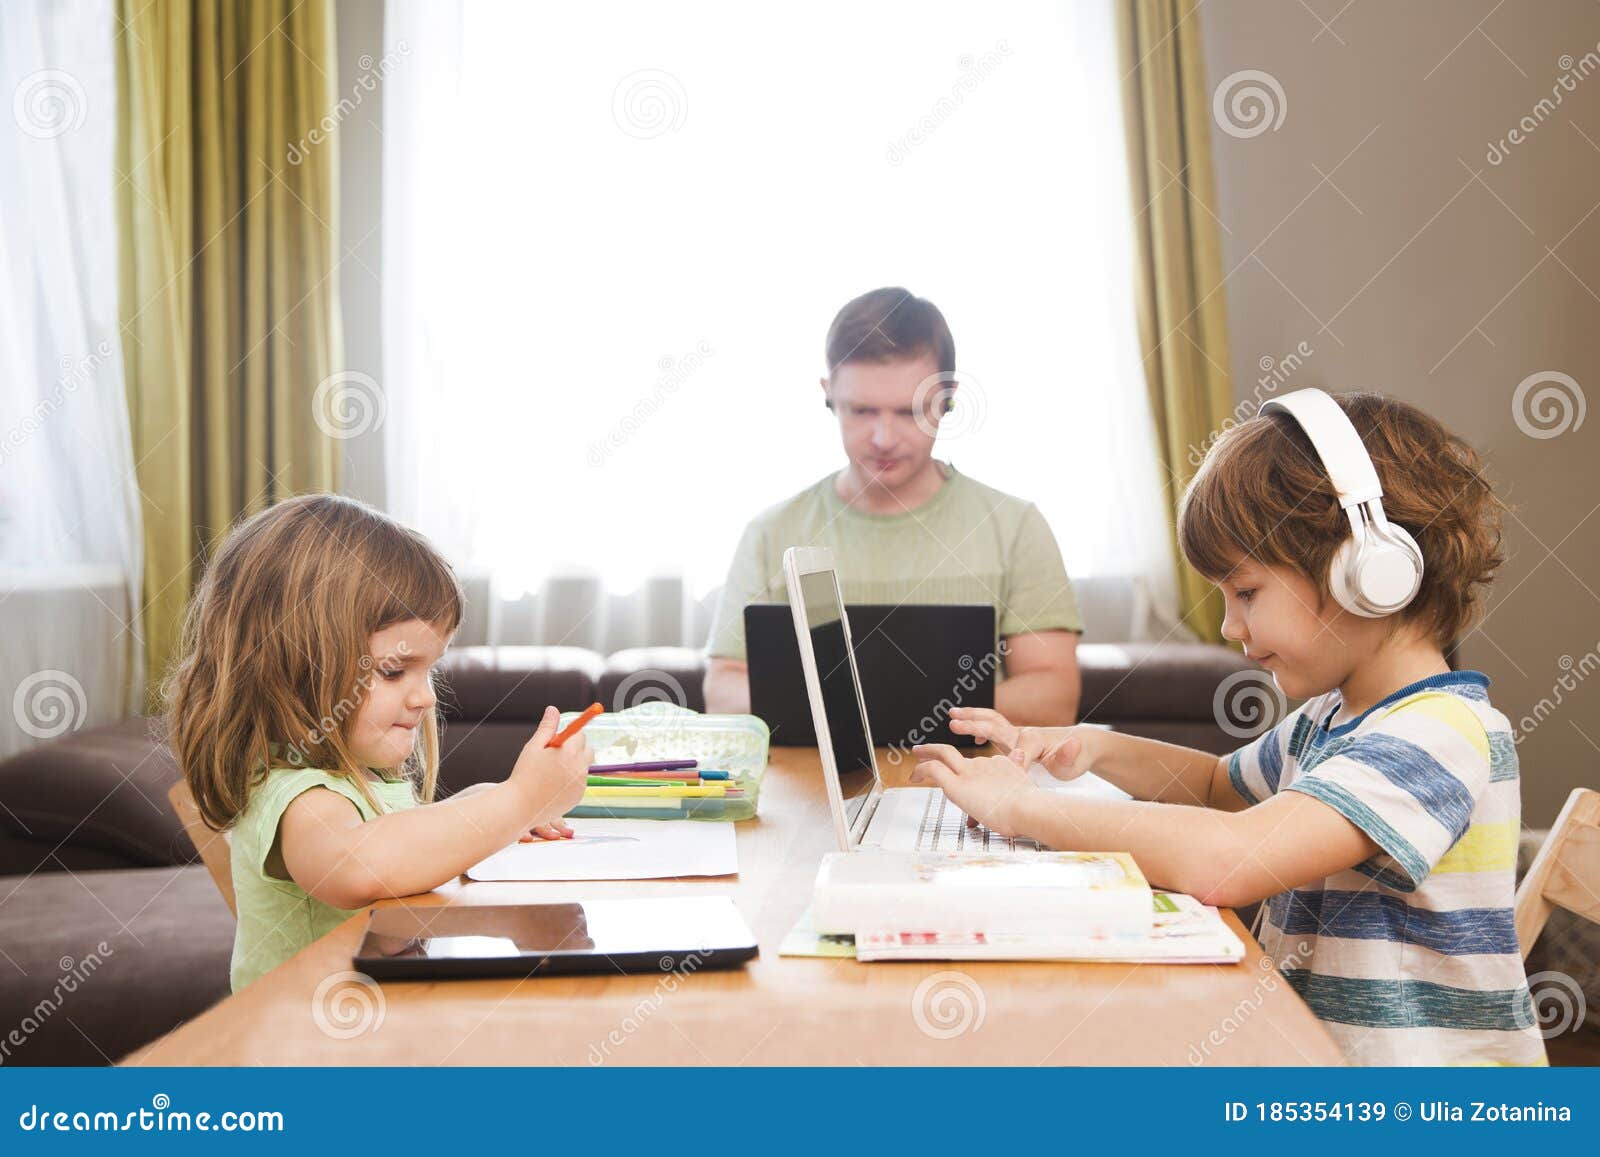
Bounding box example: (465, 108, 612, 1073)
(1116, 0, 1233, 643)
(117, 0, 344, 703)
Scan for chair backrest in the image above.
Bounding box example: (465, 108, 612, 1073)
(167, 780, 237, 919)
(1514, 787, 1600, 958)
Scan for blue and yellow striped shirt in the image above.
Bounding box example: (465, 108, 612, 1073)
(1229, 670, 1547, 1066)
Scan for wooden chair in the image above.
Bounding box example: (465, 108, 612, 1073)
(1515, 787, 1600, 958)
(167, 780, 237, 919)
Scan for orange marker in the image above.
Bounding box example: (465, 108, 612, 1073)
(549, 701, 603, 748)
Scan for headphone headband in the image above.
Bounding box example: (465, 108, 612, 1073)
(1258, 388, 1423, 618)
(1260, 389, 1382, 509)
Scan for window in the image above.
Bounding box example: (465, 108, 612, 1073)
(383, 0, 1178, 637)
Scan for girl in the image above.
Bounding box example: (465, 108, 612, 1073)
(167, 494, 588, 991)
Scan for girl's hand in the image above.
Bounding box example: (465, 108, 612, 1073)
(520, 819, 575, 842)
(448, 781, 573, 839)
(948, 707, 1096, 783)
(909, 743, 1039, 839)
(509, 706, 592, 828)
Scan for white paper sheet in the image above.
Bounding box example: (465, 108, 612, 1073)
(465, 818, 738, 882)
(1028, 766, 1132, 799)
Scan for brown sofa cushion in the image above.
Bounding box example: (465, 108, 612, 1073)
(435, 645, 604, 721)
(597, 647, 708, 713)
(1079, 642, 1260, 722)
(0, 717, 189, 871)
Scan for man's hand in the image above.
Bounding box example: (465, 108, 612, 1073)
(703, 657, 751, 715)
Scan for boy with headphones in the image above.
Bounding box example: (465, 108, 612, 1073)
(911, 389, 1546, 1066)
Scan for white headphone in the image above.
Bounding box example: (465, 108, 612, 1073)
(1260, 389, 1424, 618)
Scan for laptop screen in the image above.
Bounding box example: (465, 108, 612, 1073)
(795, 567, 877, 784)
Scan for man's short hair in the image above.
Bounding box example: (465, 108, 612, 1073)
(824, 287, 955, 377)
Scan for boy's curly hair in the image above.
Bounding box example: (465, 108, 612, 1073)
(1178, 391, 1506, 647)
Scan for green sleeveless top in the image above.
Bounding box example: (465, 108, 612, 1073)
(229, 767, 416, 992)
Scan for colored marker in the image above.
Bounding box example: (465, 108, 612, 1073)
(549, 702, 603, 748)
(587, 759, 697, 773)
(587, 775, 692, 787)
(583, 785, 728, 798)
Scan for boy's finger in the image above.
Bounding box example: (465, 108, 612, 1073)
(910, 742, 964, 769)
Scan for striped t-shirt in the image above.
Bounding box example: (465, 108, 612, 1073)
(1228, 670, 1547, 1066)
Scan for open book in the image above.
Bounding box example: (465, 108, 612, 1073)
(781, 892, 1246, 964)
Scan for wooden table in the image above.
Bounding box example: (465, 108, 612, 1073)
(123, 748, 1343, 1066)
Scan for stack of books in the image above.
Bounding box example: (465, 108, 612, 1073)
(798, 849, 1244, 964)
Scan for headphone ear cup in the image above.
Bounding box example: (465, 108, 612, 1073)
(1367, 522, 1424, 612)
(1333, 523, 1424, 617)
(1385, 522, 1424, 570)
(1326, 538, 1364, 617)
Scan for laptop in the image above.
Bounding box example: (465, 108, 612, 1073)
(782, 545, 1128, 855)
(745, 603, 996, 748)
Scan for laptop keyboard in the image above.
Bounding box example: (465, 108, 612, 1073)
(914, 790, 1043, 853)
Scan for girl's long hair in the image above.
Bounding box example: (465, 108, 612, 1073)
(165, 494, 464, 831)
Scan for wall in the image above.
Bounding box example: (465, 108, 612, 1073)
(1199, 0, 1600, 824)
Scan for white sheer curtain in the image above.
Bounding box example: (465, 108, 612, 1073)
(383, 0, 1182, 650)
(0, 0, 142, 756)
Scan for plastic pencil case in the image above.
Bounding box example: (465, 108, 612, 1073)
(558, 702, 770, 822)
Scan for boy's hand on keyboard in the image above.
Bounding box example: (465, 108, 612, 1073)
(948, 707, 1094, 783)
(908, 744, 1036, 839)
(508, 706, 591, 829)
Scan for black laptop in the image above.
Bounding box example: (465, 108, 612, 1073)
(744, 603, 997, 749)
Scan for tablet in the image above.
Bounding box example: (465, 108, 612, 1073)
(352, 896, 758, 981)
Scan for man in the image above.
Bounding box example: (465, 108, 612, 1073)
(703, 287, 1082, 724)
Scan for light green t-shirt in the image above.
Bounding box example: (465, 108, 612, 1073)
(705, 464, 1081, 665)
(229, 767, 417, 992)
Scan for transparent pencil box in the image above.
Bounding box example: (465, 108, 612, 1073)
(558, 702, 770, 821)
